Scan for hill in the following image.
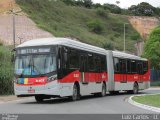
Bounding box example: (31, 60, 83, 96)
(16, 0, 140, 53)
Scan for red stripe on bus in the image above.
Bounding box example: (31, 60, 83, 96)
(58, 70, 108, 83)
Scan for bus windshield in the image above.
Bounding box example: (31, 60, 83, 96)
(15, 54, 57, 76)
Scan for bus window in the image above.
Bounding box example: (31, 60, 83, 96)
(127, 60, 131, 73)
(119, 59, 127, 74)
(114, 58, 120, 73)
(131, 60, 137, 74)
(68, 49, 79, 69)
(143, 61, 148, 74)
(80, 53, 88, 72)
(95, 55, 101, 72)
(88, 53, 95, 72)
(101, 55, 107, 72)
(137, 61, 143, 75)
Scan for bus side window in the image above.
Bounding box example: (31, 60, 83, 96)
(88, 53, 95, 72)
(68, 49, 79, 69)
(95, 55, 101, 73)
(101, 55, 107, 72)
(119, 59, 127, 74)
(114, 57, 120, 74)
(131, 60, 137, 74)
(143, 61, 148, 74)
(80, 52, 88, 72)
(127, 60, 131, 73)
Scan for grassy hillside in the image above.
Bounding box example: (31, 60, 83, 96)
(16, 0, 140, 52)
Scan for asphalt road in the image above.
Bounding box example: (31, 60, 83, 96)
(0, 88, 159, 114)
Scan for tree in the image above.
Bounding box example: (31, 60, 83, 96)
(60, 0, 76, 6)
(116, 1, 120, 5)
(128, 2, 156, 16)
(76, 0, 84, 6)
(93, 3, 102, 9)
(83, 0, 93, 8)
(103, 3, 121, 14)
(143, 26, 160, 69)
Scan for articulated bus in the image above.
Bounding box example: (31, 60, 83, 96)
(14, 38, 150, 102)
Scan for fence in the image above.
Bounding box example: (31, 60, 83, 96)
(150, 69, 160, 81)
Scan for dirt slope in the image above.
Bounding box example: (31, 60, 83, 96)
(129, 16, 160, 40)
(129, 16, 160, 56)
(0, 0, 53, 45)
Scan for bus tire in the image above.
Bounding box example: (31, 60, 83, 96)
(100, 82, 106, 97)
(133, 82, 139, 94)
(71, 83, 80, 101)
(35, 95, 44, 102)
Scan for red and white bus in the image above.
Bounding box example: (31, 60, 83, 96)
(14, 38, 150, 102)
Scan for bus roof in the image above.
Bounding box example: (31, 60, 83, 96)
(16, 37, 147, 61)
(113, 51, 147, 61)
(16, 37, 107, 55)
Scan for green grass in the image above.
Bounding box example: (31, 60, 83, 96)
(16, 0, 140, 52)
(133, 94, 160, 108)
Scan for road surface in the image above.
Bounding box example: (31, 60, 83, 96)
(0, 88, 159, 114)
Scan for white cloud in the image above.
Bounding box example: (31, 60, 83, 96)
(92, 0, 160, 8)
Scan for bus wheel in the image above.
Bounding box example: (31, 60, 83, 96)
(71, 84, 79, 101)
(133, 82, 139, 94)
(35, 95, 44, 102)
(101, 83, 106, 97)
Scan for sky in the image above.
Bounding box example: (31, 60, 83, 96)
(92, 0, 160, 8)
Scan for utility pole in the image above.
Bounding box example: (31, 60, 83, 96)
(9, 9, 22, 48)
(12, 11, 16, 48)
(124, 23, 129, 52)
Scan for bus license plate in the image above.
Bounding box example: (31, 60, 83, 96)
(28, 89, 35, 93)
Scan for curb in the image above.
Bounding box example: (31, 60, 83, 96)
(128, 94, 160, 113)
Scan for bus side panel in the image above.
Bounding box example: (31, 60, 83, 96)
(58, 70, 80, 83)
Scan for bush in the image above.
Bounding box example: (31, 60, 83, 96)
(87, 20, 104, 34)
(96, 8, 109, 18)
(0, 46, 14, 95)
(110, 36, 115, 41)
(102, 42, 114, 50)
(130, 33, 141, 40)
(114, 32, 121, 37)
(0, 40, 3, 46)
